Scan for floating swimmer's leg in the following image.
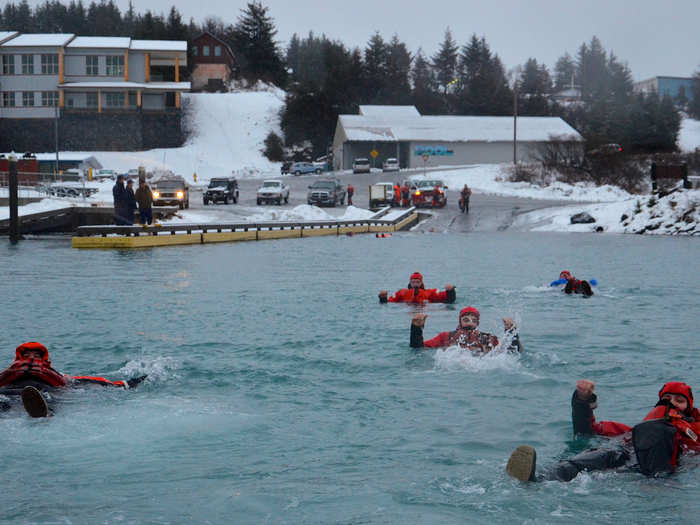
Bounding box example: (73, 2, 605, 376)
(21, 386, 49, 418)
(506, 445, 537, 481)
(127, 375, 148, 388)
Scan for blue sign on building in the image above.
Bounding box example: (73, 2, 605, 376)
(414, 145, 454, 156)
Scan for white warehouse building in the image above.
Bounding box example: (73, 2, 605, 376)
(332, 105, 583, 170)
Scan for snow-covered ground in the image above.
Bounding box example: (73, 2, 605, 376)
(679, 118, 700, 152)
(167, 204, 375, 225)
(36, 88, 286, 184)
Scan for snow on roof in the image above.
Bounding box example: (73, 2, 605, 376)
(67, 36, 131, 49)
(130, 40, 187, 52)
(359, 105, 420, 118)
(0, 31, 19, 44)
(60, 81, 191, 91)
(1, 33, 74, 47)
(338, 113, 583, 142)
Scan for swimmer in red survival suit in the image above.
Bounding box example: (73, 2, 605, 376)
(0, 342, 147, 417)
(378, 272, 455, 304)
(410, 306, 522, 354)
(550, 270, 594, 296)
(506, 380, 700, 481)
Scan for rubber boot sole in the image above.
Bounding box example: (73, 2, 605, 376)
(21, 386, 49, 418)
(506, 445, 537, 482)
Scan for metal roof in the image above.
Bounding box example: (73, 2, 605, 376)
(130, 40, 187, 52)
(1, 33, 75, 47)
(67, 36, 131, 49)
(338, 107, 583, 143)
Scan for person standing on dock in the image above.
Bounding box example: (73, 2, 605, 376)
(135, 178, 154, 225)
(124, 179, 137, 226)
(347, 184, 354, 206)
(112, 175, 128, 225)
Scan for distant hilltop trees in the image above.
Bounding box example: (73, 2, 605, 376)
(1, 1, 689, 156)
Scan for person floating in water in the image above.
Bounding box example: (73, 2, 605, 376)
(410, 306, 521, 354)
(0, 342, 146, 417)
(378, 272, 455, 304)
(506, 380, 700, 482)
(550, 270, 595, 297)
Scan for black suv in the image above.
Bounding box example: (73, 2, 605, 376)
(307, 179, 346, 207)
(203, 178, 239, 205)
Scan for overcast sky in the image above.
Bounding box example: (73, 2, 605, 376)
(26, 0, 700, 81)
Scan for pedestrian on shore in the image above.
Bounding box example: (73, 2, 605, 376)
(112, 175, 128, 225)
(135, 177, 154, 225)
(401, 182, 410, 207)
(393, 183, 401, 207)
(347, 184, 354, 206)
(124, 179, 137, 226)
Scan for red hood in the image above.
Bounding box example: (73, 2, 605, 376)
(15, 342, 51, 364)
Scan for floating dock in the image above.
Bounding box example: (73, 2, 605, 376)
(71, 208, 419, 249)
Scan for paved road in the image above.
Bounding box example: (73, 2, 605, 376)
(190, 170, 570, 232)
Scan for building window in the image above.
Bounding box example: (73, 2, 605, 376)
(41, 91, 59, 107)
(106, 55, 124, 76)
(41, 54, 59, 74)
(2, 92, 16, 107)
(21, 55, 34, 74)
(192, 46, 198, 56)
(128, 91, 137, 107)
(203, 45, 210, 57)
(86, 55, 99, 76)
(86, 92, 98, 108)
(105, 92, 125, 107)
(1, 55, 14, 75)
(214, 46, 222, 57)
(22, 92, 34, 107)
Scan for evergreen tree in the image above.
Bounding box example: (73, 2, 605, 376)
(230, 1, 286, 86)
(554, 52, 576, 91)
(518, 58, 552, 115)
(411, 48, 444, 114)
(384, 35, 412, 104)
(689, 69, 700, 118)
(456, 34, 512, 115)
(363, 32, 388, 103)
(432, 28, 459, 95)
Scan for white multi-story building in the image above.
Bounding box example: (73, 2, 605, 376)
(0, 33, 189, 118)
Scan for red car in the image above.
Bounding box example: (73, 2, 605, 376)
(411, 179, 447, 208)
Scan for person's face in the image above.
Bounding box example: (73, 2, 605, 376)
(460, 314, 479, 330)
(21, 349, 44, 360)
(409, 278, 422, 288)
(662, 393, 688, 412)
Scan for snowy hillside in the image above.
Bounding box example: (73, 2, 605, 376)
(679, 118, 700, 152)
(54, 88, 286, 182)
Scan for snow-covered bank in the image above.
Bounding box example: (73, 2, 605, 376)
(512, 189, 699, 235)
(409, 164, 632, 202)
(679, 118, 700, 152)
(167, 204, 375, 225)
(31, 89, 286, 184)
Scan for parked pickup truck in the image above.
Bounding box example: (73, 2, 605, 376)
(257, 179, 290, 205)
(369, 182, 395, 208)
(307, 179, 346, 207)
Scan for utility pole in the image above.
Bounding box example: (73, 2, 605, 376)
(54, 101, 60, 181)
(9, 153, 20, 244)
(513, 78, 518, 165)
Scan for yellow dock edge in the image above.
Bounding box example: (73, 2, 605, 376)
(72, 213, 418, 249)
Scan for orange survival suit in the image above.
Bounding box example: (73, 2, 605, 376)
(0, 342, 128, 391)
(379, 272, 455, 304)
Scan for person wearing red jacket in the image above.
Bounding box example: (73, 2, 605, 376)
(551, 270, 594, 296)
(378, 272, 455, 304)
(0, 342, 146, 417)
(506, 380, 700, 481)
(410, 306, 521, 354)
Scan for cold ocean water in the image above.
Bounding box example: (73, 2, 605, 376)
(1, 232, 698, 524)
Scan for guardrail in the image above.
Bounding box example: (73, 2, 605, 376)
(72, 207, 419, 249)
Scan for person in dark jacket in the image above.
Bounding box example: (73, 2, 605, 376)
(0, 342, 146, 417)
(124, 179, 137, 225)
(410, 306, 521, 353)
(135, 178, 154, 225)
(506, 380, 700, 482)
(379, 272, 455, 304)
(112, 175, 128, 225)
